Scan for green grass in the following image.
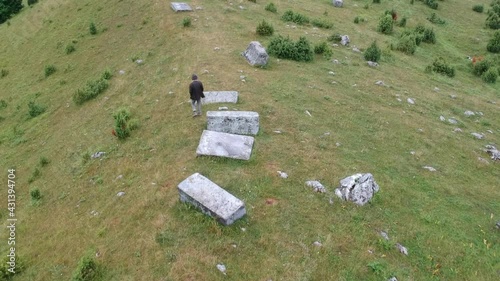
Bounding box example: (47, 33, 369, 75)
(0, 0, 499, 280)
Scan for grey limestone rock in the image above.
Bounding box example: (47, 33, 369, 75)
(335, 173, 379, 206)
(340, 35, 350, 46)
(423, 166, 437, 172)
(380, 231, 390, 240)
(91, 152, 105, 159)
(243, 41, 269, 66)
(439, 115, 445, 121)
(485, 145, 500, 161)
(448, 118, 458, 125)
(464, 110, 475, 117)
(178, 173, 246, 225)
(202, 91, 238, 104)
(407, 98, 415, 105)
(396, 243, 408, 255)
(333, 0, 343, 8)
(388, 277, 398, 281)
(207, 111, 259, 135)
(367, 61, 379, 67)
(472, 133, 485, 139)
(305, 180, 326, 193)
(196, 130, 254, 160)
(277, 171, 288, 178)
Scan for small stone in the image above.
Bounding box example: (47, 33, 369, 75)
(216, 264, 227, 275)
(117, 191, 125, 197)
(273, 130, 282, 134)
(329, 197, 334, 205)
(239, 5, 245, 9)
(277, 171, 288, 178)
(119, 70, 125, 75)
(240, 75, 246, 80)
(487, 130, 493, 134)
(203, 69, 209, 74)
(91, 152, 105, 159)
(196, 6, 203, 10)
(305, 110, 312, 117)
(471, 133, 484, 139)
(434, 87, 439, 92)
(313, 241, 322, 247)
(453, 128, 463, 133)
(305, 180, 326, 193)
(375, 80, 385, 86)
(352, 47, 361, 53)
(464, 110, 475, 116)
(116, 174, 123, 180)
(407, 98, 415, 105)
(410, 151, 415, 155)
(418, 129, 424, 132)
(367, 61, 378, 67)
(396, 98, 402, 102)
(396, 243, 408, 255)
(218, 106, 228, 110)
(332, 43, 339, 47)
(168, 91, 174, 95)
(340, 35, 349, 46)
(90, 210, 99, 216)
(423, 166, 437, 172)
(332, 59, 340, 64)
(336, 142, 341, 147)
(449, 94, 457, 99)
(328, 71, 335, 75)
(241, 227, 246, 232)
(380, 231, 390, 240)
(448, 118, 458, 125)
(214, 47, 220, 51)
(439, 116, 446, 122)
(496, 221, 500, 229)
(388, 277, 398, 281)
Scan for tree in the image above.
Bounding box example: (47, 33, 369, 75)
(0, 0, 23, 24)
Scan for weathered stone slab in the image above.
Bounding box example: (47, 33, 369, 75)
(178, 173, 246, 225)
(196, 130, 254, 160)
(207, 111, 259, 135)
(335, 173, 379, 206)
(201, 91, 238, 105)
(242, 41, 269, 66)
(170, 2, 192, 12)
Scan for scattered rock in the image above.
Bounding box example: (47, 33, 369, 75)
(333, 0, 343, 8)
(407, 98, 415, 105)
(116, 174, 123, 180)
(340, 35, 349, 46)
(487, 130, 493, 134)
(305, 180, 326, 193)
(423, 166, 437, 172)
(439, 116, 446, 122)
(367, 61, 379, 67)
(135, 59, 144, 65)
(118, 70, 125, 75)
(453, 128, 463, 133)
(335, 173, 380, 206)
(313, 241, 322, 247)
(242, 41, 269, 66)
(448, 118, 458, 125)
(464, 110, 475, 117)
(485, 145, 500, 160)
(214, 47, 221, 51)
(352, 47, 361, 53)
(117, 191, 125, 197)
(388, 277, 398, 281)
(332, 59, 340, 64)
(239, 75, 246, 80)
(410, 151, 415, 155)
(90, 210, 99, 216)
(277, 171, 288, 178)
(329, 197, 334, 205)
(91, 152, 106, 159)
(434, 87, 439, 92)
(471, 133, 485, 140)
(396, 243, 408, 255)
(449, 94, 457, 99)
(216, 264, 227, 275)
(305, 110, 312, 117)
(375, 80, 385, 86)
(336, 142, 341, 147)
(168, 91, 174, 95)
(218, 106, 228, 110)
(496, 221, 500, 229)
(239, 5, 245, 10)
(332, 43, 339, 47)
(396, 98, 402, 102)
(273, 130, 282, 134)
(328, 71, 335, 75)
(380, 231, 390, 240)
(196, 6, 203, 10)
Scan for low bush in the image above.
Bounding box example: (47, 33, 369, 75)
(364, 41, 381, 62)
(473, 5, 484, 13)
(397, 33, 417, 54)
(30, 188, 42, 202)
(482, 67, 498, 83)
(44, 64, 56, 77)
(27, 0, 38, 6)
(311, 18, 333, 29)
(65, 44, 76, 54)
(486, 0, 500, 29)
(313, 41, 332, 59)
(487, 30, 500, 53)
(71, 253, 98, 281)
(0, 69, 8, 78)
(472, 59, 492, 76)
(354, 16, 365, 24)
(256, 20, 274, 36)
(373, 0, 381, 3)
(281, 10, 310, 25)
(267, 35, 313, 62)
(424, 0, 438, 9)
(40, 156, 49, 166)
(398, 16, 407, 27)
(28, 101, 46, 118)
(182, 17, 191, 27)
(429, 57, 455, 77)
(377, 14, 394, 34)
(113, 108, 138, 140)
(89, 22, 97, 35)
(422, 28, 436, 43)
(73, 71, 112, 105)
(427, 12, 446, 24)
(265, 2, 277, 13)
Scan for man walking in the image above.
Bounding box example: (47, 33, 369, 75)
(189, 74, 205, 117)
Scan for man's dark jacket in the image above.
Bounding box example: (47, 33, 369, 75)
(189, 80, 205, 100)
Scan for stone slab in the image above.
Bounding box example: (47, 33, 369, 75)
(243, 41, 269, 66)
(178, 173, 246, 225)
(171, 2, 193, 12)
(201, 91, 238, 105)
(196, 130, 254, 160)
(207, 111, 259, 135)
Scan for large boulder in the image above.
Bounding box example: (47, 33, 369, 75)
(243, 41, 269, 66)
(335, 173, 379, 206)
(333, 0, 343, 7)
(341, 35, 350, 46)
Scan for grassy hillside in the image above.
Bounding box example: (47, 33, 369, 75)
(0, 0, 499, 280)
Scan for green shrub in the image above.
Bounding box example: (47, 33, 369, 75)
(256, 20, 274, 36)
(473, 5, 484, 13)
(113, 108, 133, 140)
(364, 41, 381, 62)
(313, 41, 333, 59)
(40, 156, 50, 166)
(327, 33, 342, 42)
(248, 0, 256, 2)
(28, 101, 46, 118)
(398, 16, 407, 27)
(0, 99, 7, 109)
(71, 254, 98, 281)
(182, 17, 191, 27)
(424, 0, 439, 9)
(427, 12, 446, 24)
(0, 69, 8, 78)
(354, 16, 364, 24)
(101, 69, 113, 80)
(265, 2, 277, 13)
(472, 59, 492, 76)
(0, 256, 23, 279)
(44, 65, 56, 77)
(429, 57, 455, 77)
(267, 35, 313, 62)
(397, 33, 417, 54)
(65, 44, 76, 54)
(28, 167, 41, 183)
(482, 67, 498, 83)
(281, 10, 310, 25)
(487, 31, 500, 52)
(422, 28, 436, 43)
(377, 14, 394, 34)
(73, 76, 109, 105)
(486, 0, 500, 29)
(28, 0, 38, 5)
(30, 188, 42, 201)
(373, 0, 381, 3)
(89, 22, 97, 35)
(311, 18, 333, 29)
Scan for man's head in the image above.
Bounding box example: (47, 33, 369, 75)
(192, 74, 198, 80)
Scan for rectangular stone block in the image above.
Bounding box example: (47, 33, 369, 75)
(196, 130, 254, 160)
(201, 91, 238, 104)
(207, 111, 259, 135)
(178, 173, 246, 225)
(170, 2, 192, 12)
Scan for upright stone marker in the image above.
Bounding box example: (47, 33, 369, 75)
(178, 173, 246, 225)
(170, 2, 193, 12)
(243, 41, 269, 66)
(196, 130, 254, 160)
(202, 91, 239, 105)
(207, 111, 259, 135)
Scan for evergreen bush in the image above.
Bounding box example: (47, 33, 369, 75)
(265, 2, 277, 13)
(377, 14, 394, 34)
(267, 35, 313, 62)
(473, 5, 484, 13)
(487, 30, 500, 52)
(256, 20, 274, 36)
(482, 67, 498, 82)
(364, 41, 381, 62)
(429, 57, 455, 77)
